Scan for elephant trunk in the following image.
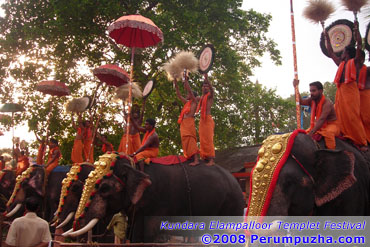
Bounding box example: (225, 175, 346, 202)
(66, 218, 99, 238)
(5, 203, 22, 217)
(56, 212, 75, 229)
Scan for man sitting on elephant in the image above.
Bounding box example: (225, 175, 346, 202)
(45, 138, 61, 174)
(130, 118, 159, 171)
(294, 79, 340, 149)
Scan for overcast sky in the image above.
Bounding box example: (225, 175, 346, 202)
(0, 0, 369, 149)
(242, 0, 369, 97)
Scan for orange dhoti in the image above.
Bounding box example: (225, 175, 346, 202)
(180, 118, 199, 159)
(199, 115, 215, 160)
(16, 157, 29, 176)
(71, 139, 84, 164)
(316, 120, 340, 149)
(134, 147, 159, 164)
(335, 81, 367, 146)
(117, 133, 141, 155)
(360, 89, 370, 143)
(83, 140, 94, 163)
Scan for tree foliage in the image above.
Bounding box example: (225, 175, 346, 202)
(0, 0, 288, 163)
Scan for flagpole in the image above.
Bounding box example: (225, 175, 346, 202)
(290, 0, 301, 129)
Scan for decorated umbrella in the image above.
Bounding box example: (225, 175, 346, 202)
(108, 14, 163, 150)
(36, 80, 70, 163)
(93, 64, 130, 87)
(0, 103, 25, 159)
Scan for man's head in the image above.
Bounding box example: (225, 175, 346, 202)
(144, 118, 156, 131)
(25, 197, 40, 212)
(0, 156, 3, 161)
(309, 81, 323, 101)
(49, 138, 58, 148)
(132, 106, 140, 119)
(101, 134, 108, 141)
(202, 82, 211, 95)
(20, 151, 25, 156)
(83, 120, 91, 128)
(341, 45, 356, 61)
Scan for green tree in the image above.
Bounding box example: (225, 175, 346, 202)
(0, 0, 283, 162)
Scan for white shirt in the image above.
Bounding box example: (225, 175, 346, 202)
(5, 212, 52, 247)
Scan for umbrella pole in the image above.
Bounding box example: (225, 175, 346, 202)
(290, 0, 301, 129)
(12, 112, 14, 161)
(126, 47, 135, 152)
(43, 100, 53, 165)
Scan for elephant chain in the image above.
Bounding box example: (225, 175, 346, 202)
(177, 156, 192, 215)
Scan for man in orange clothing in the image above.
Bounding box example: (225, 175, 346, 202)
(197, 75, 215, 166)
(294, 80, 340, 149)
(131, 118, 159, 172)
(71, 114, 85, 163)
(45, 138, 61, 174)
(35, 134, 46, 165)
(117, 103, 145, 155)
(174, 76, 199, 166)
(16, 151, 30, 176)
(83, 120, 94, 163)
(325, 20, 367, 150)
(97, 134, 114, 153)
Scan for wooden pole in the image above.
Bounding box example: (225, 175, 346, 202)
(290, 0, 301, 129)
(126, 47, 135, 152)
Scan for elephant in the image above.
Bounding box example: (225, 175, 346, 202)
(55, 163, 95, 231)
(66, 153, 245, 242)
(6, 165, 70, 222)
(0, 170, 16, 212)
(263, 132, 370, 216)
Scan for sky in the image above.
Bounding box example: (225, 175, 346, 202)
(0, 0, 369, 150)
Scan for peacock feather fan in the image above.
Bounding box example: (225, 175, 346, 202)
(114, 83, 143, 101)
(341, 0, 368, 12)
(303, 0, 335, 24)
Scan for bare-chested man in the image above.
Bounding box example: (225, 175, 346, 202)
(294, 79, 339, 149)
(118, 101, 145, 155)
(197, 75, 215, 166)
(174, 76, 200, 166)
(131, 118, 159, 172)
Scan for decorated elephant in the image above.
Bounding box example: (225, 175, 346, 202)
(54, 163, 95, 230)
(64, 153, 245, 242)
(6, 165, 70, 221)
(247, 130, 370, 217)
(0, 170, 16, 212)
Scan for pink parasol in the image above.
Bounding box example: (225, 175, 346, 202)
(93, 64, 130, 87)
(108, 14, 163, 151)
(36, 80, 71, 97)
(36, 80, 70, 164)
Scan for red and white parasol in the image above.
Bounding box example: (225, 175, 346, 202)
(36, 80, 71, 97)
(93, 64, 130, 87)
(108, 14, 163, 150)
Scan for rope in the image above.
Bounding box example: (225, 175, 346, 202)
(177, 156, 192, 216)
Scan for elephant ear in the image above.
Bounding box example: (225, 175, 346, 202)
(314, 150, 356, 206)
(116, 162, 152, 205)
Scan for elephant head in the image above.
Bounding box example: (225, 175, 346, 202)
(6, 165, 69, 221)
(65, 153, 151, 238)
(0, 170, 16, 212)
(251, 131, 369, 216)
(55, 163, 94, 230)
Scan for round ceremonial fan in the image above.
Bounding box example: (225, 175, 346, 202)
(365, 22, 370, 52)
(198, 44, 215, 74)
(320, 19, 355, 58)
(142, 80, 155, 98)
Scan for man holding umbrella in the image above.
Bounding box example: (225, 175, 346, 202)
(45, 138, 61, 174)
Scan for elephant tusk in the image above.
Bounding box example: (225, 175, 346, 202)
(61, 228, 74, 237)
(56, 212, 75, 229)
(5, 204, 22, 218)
(68, 218, 99, 238)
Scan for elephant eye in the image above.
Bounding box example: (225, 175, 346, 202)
(71, 183, 82, 193)
(99, 183, 110, 194)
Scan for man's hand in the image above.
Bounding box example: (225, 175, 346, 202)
(293, 79, 299, 87)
